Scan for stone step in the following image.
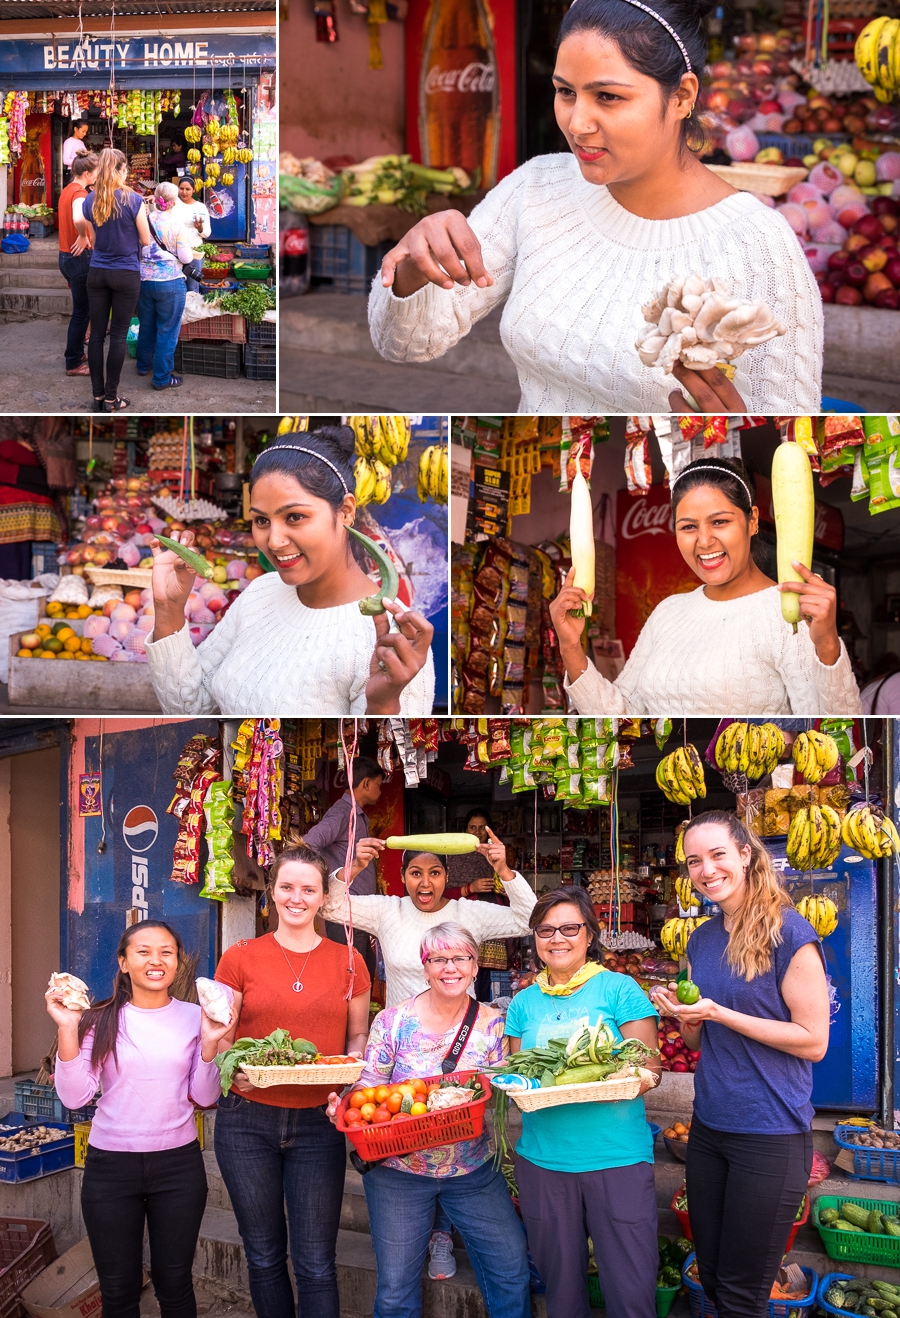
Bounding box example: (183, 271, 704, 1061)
(0, 238, 62, 269)
(203, 1148, 231, 1212)
(0, 286, 73, 316)
(0, 267, 68, 289)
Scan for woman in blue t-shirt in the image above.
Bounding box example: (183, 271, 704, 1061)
(653, 810, 829, 1318)
(505, 886, 661, 1318)
(82, 148, 152, 412)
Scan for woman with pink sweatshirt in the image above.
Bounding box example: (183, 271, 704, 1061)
(47, 922, 233, 1318)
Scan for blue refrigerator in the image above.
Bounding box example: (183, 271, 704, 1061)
(207, 160, 249, 243)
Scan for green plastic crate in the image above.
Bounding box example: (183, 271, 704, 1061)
(587, 1275, 681, 1314)
(813, 1195, 900, 1267)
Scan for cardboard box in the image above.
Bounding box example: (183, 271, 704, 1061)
(19, 1239, 101, 1318)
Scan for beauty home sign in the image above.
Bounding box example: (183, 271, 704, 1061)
(0, 32, 275, 80)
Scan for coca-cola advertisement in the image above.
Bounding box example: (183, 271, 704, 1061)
(405, 0, 517, 187)
(14, 113, 52, 208)
(615, 486, 697, 658)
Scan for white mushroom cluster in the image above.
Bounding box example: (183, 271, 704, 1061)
(635, 276, 786, 374)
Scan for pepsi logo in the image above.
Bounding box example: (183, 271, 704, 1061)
(122, 805, 159, 852)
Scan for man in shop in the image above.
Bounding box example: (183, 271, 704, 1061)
(57, 152, 99, 378)
(302, 756, 384, 977)
(62, 119, 90, 176)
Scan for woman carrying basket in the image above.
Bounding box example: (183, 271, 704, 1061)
(326, 922, 530, 1318)
(652, 811, 829, 1318)
(505, 887, 661, 1318)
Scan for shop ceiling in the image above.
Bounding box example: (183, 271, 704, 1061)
(0, 3, 276, 15)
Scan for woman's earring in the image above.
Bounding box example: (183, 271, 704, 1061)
(686, 104, 694, 119)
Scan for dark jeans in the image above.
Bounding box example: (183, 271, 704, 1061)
(86, 266, 141, 400)
(136, 278, 186, 387)
(80, 1140, 207, 1318)
(58, 249, 92, 369)
(213, 1092, 346, 1318)
(325, 920, 376, 980)
(686, 1115, 813, 1318)
(516, 1155, 658, 1318)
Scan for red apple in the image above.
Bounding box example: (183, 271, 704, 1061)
(860, 244, 888, 272)
(828, 250, 852, 274)
(836, 285, 863, 305)
(784, 156, 806, 167)
(845, 260, 868, 286)
(875, 287, 900, 309)
(853, 214, 884, 241)
(873, 197, 900, 218)
(819, 282, 836, 302)
(845, 233, 869, 254)
(759, 98, 782, 114)
(884, 256, 900, 286)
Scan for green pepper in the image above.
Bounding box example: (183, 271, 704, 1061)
(676, 981, 701, 1005)
(155, 534, 214, 580)
(348, 525, 400, 616)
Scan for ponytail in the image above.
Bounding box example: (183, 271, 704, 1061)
(78, 920, 185, 1069)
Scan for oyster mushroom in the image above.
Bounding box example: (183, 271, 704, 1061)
(636, 276, 786, 374)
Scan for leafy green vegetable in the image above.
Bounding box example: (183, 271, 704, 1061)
(217, 284, 275, 324)
(215, 1029, 318, 1096)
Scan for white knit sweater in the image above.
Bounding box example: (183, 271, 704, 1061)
(369, 153, 823, 414)
(566, 585, 860, 716)
(144, 572, 435, 716)
(321, 872, 537, 1008)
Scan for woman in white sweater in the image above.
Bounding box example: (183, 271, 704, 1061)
(321, 829, 536, 1008)
(369, 0, 821, 415)
(550, 457, 861, 716)
(145, 426, 434, 715)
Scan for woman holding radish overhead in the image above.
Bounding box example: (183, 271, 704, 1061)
(320, 828, 537, 1008)
(550, 456, 860, 716)
(47, 921, 230, 1318)
(144, 425, 434, 716)
(652, 811, 830, 1318)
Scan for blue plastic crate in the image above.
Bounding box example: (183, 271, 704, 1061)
(309, 224, 393, 295)
(833, 1124, 900, 1184)
(235, 243, 270, 259)
(246, 317, 276, 347)
(13, 1081, 95, 1126)
(682, 1254, 817, 1318)
(755, 132, 851, 159)
(817, 1272, 876, 1318)
(244, 344, 276, 381)
(0, 1112, 74, 1183)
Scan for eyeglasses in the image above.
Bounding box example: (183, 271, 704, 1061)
(533, 923, 587, 939)
(425, 955, 475, 967)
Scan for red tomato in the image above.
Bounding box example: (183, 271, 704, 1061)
(372, 1106, 392, 1124)
(343, 1108, 363, 1125)
(349, 1091, 367, 1110)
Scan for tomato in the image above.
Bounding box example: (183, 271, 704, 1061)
(426, 1084, 441, 1097)
(362, 1088, 376, 1102)
(410, 1102, 428, 1116)
(397, 1084, 416, 1100)
(372, 1106, 392, 1124)
(392, 1112, 411, 1122)
(374, 1086, 391, 1105)
(349, 1091, 368, 1110)
(411, 1079, 427, 1094)
(343, 1108, 363, 1125)
(386, 1092, 404, 1114)
(359, 1103, 377, 1122)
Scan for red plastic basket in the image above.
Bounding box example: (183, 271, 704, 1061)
(335, 1071, 491, 1160)
(178, 314, 246, 343)
(0, 1218, 57, 1318)
(672, 1186, 692, 1240)
(671, 1187, 808, 1252)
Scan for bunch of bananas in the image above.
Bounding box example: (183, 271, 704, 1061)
(418, 445, 448, 503)
(656, 745, 706, 805)
(236, 148, 254, 164)
(206, 162, 221, 180)
(795, 895, 839, 937)
(714, 721, 785, 778)
(660, 915, 710, 958)
(355, 456, 391, 506)
(792, 730, 840, 784)
(855, 18, 900, 104)
(204, 119, 220, 138)
(221, 173, 235, 187)
(675, 873, 700, 911)
(675, 822, 687, 866)
(786, 803, 843, 871)
(349, 416, 410, 469)
(219, 124, 240, 143)
(223, 147, 237, 165)
(202, 141, 217, 159)
(186, 148, 201, 164)
(276, 416, 308, 435)
(184, 125, 201, 143)
(188, 164, 201, 177)
(841, 803, 900, 858)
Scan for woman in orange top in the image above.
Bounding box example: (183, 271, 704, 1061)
(214, 846, 370, 1318)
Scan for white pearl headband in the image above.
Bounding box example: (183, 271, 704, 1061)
(670, 465, 754, 505)
(568, 0, 693, 73)
(254, 445, 350, 496)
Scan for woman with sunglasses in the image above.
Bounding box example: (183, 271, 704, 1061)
(505, 887, 661, 1318)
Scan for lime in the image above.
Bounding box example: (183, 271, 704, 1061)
(676, 981, 700, 1005)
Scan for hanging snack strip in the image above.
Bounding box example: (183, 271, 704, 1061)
(339, 719, 361, 999)
(200, 780, 237, 901)
(242, 720, 284, 870)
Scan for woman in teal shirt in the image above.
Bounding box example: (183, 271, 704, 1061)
(505, 887, 661, 1318)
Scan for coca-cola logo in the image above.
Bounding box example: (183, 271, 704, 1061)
(424, 62, 495, 94)
(280, 229, 308, 256)
(620, 500, 674, 540)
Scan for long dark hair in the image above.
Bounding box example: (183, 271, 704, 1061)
(78, 921, 184, 1070)
(558, 0, 713, 154)
(529, 886, 604, 964)
(401, 851, 448, 880)
(671, 457, 767, 569)
(250, 426, 356, 512)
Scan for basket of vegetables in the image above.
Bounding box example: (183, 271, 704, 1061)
(813, 1196, 900, 1266)
(335, 1072, 490, 1159)
(674, 1187, 808, 1250)
(683, 1254, 817, 1318)
(489, 1020, 656, 1112)
(818, 1271, 900, 1318)
(232, 259, 272, 281)
(216, 1030, 364, 1092)
(588, 1236, 688, 1316)
(663, 1118, 692, 1160)
(833, 1123, 900, 1185)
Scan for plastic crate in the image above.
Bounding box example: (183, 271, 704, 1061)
(0, 1218, 57, 1318)
(232, 260, 271, 281)
(815, 1271, 890, 1318)
(199, 279, 240, 296)
(682, 1255, 817, 1318)
(235, 243, 270, 259)
(813, 1195, 900, 1267)
(178, 314, 246, 344)
(27, 221, 54, 239)
(75, 1111, 203, 1167)
(833, 1125, 900, 1184)
(246, 317, 276, 346)
(335, 1071, 490, 1159)
(755, 132, 851, 159)
(244, 344, 276, 381)
(173, 341, 242, 379)
(309, 224, 393, 295)
(587, 1274, 681, 1316)
(0, 1115, 74, 1185)
(13, 1082, 95, 1126)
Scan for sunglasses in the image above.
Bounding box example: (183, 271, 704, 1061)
(533, 923, 587, 940)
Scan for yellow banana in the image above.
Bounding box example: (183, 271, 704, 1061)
(856, 16, 891, 82)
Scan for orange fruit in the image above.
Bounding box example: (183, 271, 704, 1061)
(410, 1102, 428, 1116)
(372, 1106, 392, 1124)
(64, 636, 82, 653)
(427, 1084, 441, 1095)
(16, 649, 32, 658)
(343, 1108, 363, 1125)
(349, 1091, 368, 1110)
(386, 1093, 403, 1114)
(374, 1086, 391, 1105)
(359, 1103, 377, 1123)
(411, 1079, 427, 1094)
(81, 637, 93, 654)
(397, 1084, 416, 1100)
(39, 650, 56, 659)
(362, 1088, 376, 1102)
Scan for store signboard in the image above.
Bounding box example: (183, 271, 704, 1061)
(0, 31, 275, 88)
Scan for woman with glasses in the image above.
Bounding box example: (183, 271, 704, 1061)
(326, 922, 530, 1318)
(321, 830, 536, 1009)
(505, 887, 661, 1318)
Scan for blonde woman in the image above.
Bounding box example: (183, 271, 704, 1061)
(81, 147, 152, 412)
(652, 811, 829, 1318)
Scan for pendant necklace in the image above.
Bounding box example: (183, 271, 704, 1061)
(277, 936, 318, 992)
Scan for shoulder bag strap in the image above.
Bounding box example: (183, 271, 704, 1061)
(441, 996, 480, 1074)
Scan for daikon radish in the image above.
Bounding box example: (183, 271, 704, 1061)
(569, 459, 595, 617)
(384, 834, 478, 854)
(772, 440, 814, 631)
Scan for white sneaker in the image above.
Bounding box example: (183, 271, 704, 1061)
(428, 1230, 457, 1280)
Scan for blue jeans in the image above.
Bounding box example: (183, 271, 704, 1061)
(363, 1158, 530, 1318)
(213, 1093, 345, 1318)
(136, 278, 186, 387)
(59, 249, 92, 369)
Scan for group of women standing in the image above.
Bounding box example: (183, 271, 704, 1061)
(48, 808, 830, 1318)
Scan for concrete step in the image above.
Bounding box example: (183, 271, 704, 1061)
(0, 286, 72, 316)
(0, 238, 61, 269)
(0, 267, 68, 289)
(203, 1148, 231, 1211)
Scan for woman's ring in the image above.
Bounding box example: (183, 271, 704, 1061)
(378, 659, 388, 672)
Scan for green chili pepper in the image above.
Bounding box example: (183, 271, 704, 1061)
(348, 525, 400, 616)
(676, 981, 701, 1005)
(155, 534, 214, 579)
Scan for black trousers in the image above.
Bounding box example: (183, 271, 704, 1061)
(685, 1115, 813, 1318)
(86, 266, 141, 400)
(80, 1140, 208, 1318)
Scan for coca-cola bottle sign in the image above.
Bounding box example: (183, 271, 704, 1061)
(419, 0, 500, 188)
(620, 500, 675, 540)
(424, 61, 496, 94)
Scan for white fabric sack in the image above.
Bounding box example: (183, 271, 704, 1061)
(0, 584, 48, 682)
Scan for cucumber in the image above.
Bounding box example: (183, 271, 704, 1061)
(384, 834, 478, 855)
(554, 1063, 617, 1086)
(154, 534, 214, 580)
(841, 1203, 874, 1229)
(820, 1207, 841, 1225)
(868, 1209, 886, 1234)
(884, 1220, 900, 1239)
(835, 1221, 866, 1233)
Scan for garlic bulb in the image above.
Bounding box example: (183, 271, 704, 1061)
(636, 275, 786, 374)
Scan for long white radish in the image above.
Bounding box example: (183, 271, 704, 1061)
(384, 834, 478, 854)
(569, 459, 595, 617)
(771, 440, 814, 631)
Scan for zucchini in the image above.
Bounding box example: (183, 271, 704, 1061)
(154, 534, 214, 580)
(347, 525, 400, 617)
(384, 834, 478, 855)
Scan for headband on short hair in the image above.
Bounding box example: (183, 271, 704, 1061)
(671, 464, 753, 505)
(254, 444, 350, 496)
(569, 0, 693, 72)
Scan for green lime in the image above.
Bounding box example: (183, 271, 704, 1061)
(676, 981, 700, 1005)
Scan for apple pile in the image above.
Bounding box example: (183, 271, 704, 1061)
(814, 200, 900, 309)
(658, 1023, 701, 1073)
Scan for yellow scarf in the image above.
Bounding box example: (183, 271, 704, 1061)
(535, 960, 606, 997)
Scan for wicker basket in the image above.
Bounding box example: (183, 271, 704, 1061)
(704, 162, 808, 197)
(241, 1060, 364, 1088)
(84, 567, 152, 589)
(501, 1073, 643, 1112)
